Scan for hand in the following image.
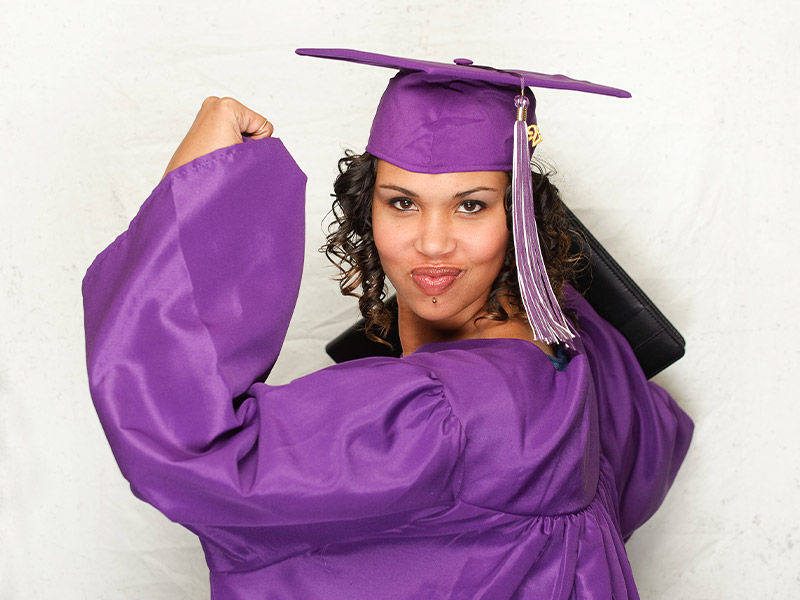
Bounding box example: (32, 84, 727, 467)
(162, 97, 274, 178)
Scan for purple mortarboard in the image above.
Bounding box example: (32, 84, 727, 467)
(297, 48, 630, 345)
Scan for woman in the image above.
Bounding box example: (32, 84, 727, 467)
(84, 50, 692, 599)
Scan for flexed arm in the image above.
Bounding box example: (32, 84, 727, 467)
(83, 103, 463, 543)
(84, 98, 306, 513)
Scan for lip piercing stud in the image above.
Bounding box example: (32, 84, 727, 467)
(432, 297, 437, 304)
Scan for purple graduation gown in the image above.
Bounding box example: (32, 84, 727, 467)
(83, 138, 693, 599)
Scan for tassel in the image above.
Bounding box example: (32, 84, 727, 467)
(512, 94, 577, 346)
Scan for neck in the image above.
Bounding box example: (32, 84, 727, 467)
(397, 297, 554, 357)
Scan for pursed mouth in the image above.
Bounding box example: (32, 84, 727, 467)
(410, 267, 463, 295)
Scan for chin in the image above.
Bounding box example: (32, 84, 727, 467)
(410, 301, 448, 322)
(401, 291, 485, 328)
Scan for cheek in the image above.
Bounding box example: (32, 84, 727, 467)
(371, 208, 407, 275)
(473, 222, 510, 271)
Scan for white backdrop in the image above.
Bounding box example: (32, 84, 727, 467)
(2, 0, 798, 598)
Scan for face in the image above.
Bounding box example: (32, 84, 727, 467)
(371, 160, 510, 330)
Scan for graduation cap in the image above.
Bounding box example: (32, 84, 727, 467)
(296, 48, 631, 346)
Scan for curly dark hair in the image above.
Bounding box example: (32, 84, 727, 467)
(321, 151, 584, 344)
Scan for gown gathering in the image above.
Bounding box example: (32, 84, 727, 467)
(82, 137, 693, 599)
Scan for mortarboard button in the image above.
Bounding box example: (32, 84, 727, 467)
(453, 58, 473, 65)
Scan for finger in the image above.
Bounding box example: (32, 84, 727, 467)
(236, 104, 273, 139)
(248, 116, 274, 139)
(199, 97, 272, 139)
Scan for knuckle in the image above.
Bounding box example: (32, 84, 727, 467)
(217, 97, 240, 110)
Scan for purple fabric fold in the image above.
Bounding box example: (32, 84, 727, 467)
(83, 138, 692, 599)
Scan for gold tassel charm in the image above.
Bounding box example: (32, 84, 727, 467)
(527, 124, 543, 147)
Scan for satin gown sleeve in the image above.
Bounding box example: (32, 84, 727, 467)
(82, 138, 465, 535)
(566, 288, 693, 540)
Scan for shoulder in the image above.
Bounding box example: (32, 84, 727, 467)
(562, 284, 646, 381)
(402, 338, 593, 421)
(402, 338, 599, 515)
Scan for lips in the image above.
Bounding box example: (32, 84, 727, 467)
(410, 267, 462, 295)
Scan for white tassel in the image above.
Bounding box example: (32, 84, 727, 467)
(511, 95, 576, 346)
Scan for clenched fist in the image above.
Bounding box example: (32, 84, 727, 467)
(163, 97, 273, 178)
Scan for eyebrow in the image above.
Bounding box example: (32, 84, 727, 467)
(376, 184, 500, 198)
(454, 186, 500, 198)
(377, 184, 418, 197)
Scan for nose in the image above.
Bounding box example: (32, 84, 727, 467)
(414, 212, 457, 258)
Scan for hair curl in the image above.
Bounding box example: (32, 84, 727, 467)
(321, 151, 584, 344)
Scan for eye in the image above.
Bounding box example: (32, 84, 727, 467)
(457, 200, 486, 214)
(389, 198, 417, 211)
